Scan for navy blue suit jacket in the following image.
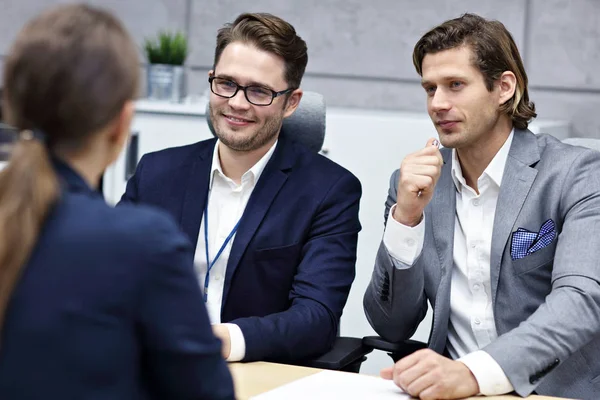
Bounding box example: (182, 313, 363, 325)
(0, 161, 234, 399)
(121, 137, 361, 362)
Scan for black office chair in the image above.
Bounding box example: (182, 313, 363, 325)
(362, 336, 427, 363)
(205, 92, 372, 372)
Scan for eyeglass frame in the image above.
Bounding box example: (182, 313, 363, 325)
(208, 76, 296, 106)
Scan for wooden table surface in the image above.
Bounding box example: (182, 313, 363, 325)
(229, 362, 569, 400)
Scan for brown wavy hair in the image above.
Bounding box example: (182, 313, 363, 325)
(214, 12, 308, 89)
(413, 13, 536, 130)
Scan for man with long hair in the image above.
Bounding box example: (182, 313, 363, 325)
(365, 13, 600, 400)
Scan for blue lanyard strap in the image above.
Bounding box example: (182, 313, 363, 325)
(203, 200, 241, 303)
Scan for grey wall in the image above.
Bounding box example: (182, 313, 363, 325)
(1, 0, 599, 138)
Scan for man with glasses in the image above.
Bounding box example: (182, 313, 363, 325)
(121, 13, 362, 364)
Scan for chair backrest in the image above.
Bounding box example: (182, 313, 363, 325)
(205, 91, 326, 153)
(562, 137, 600, 152)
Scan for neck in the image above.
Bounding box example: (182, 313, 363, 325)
(54, 146, 106, 190)
(218, 139, 276, 184)
(456, 117, 513, 193)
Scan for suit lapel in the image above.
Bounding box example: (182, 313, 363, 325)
(179, 139, 216, 253)
(490, 130, 539, 304)
(222, 138, 296, 302)
(429, 149, 456, 351)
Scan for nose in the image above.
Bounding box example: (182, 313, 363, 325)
(430, 88, 451, 113)
(228, 89, 251, 110)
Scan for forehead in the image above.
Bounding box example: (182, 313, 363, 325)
(421, 45, 482, 82)
(214, 42, 287, 88)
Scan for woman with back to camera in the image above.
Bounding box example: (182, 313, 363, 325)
(0, 4, 235, 399)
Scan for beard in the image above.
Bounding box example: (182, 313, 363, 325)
(209, 103, 284, 152)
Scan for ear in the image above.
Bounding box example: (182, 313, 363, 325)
(208, 69, 214, 78)
(283, 88, 303, 119)
(498, 71, 517, 106)
(108, 100, 135, 153)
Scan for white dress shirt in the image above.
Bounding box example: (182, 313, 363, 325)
(194, 140, 277, 362)
(383, 131, 515, 395)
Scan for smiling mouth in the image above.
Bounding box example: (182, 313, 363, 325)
(222, 114, 255, 126)
(225, 115, 252, 122)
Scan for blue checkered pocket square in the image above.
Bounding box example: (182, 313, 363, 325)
(511, 219, 557, 260)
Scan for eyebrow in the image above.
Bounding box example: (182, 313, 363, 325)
(215, 74, 275, 91)
(421, 76, 469, 87)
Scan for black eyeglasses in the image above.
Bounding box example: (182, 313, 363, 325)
(208, 76, 294, 106)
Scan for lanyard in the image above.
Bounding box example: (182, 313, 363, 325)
(203, 199, 241, 303)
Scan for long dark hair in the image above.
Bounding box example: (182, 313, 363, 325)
(0, 4, 139, 331)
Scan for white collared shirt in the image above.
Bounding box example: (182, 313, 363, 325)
(383, 131, 515, 395)
(194, 139, 277, 362)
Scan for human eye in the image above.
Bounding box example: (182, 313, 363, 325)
(218, 79, 237, 89)
(248, 86, 272, 99)
(423, 85, 436, 97)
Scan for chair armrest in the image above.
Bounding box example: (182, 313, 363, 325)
(362, 336, 427, 362)
(300, 336, 373, 371)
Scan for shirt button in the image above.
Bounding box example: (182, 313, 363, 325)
(214, 275, 222, 281)
(405, 238, 415, 247)
(472, 198, 480, 206)
(474, 318, 481, 325)
(473, 284, 480, 291)
(470, 242, 476, 249)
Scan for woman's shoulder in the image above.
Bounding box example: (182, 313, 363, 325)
(55, 193, 192, 261)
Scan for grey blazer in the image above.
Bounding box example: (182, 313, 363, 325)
(364, 130, 600, 399)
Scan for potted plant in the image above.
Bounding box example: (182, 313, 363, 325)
(143, 31, 188, 102)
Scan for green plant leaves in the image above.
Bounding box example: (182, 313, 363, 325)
(144, 31, 188, 65)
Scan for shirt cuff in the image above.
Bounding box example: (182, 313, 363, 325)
(223, 323, 246, 362)
(383, 204, 425, 268)
(458, 350, 514, 396)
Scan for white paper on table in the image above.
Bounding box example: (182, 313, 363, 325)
(250, 370, 411, 400)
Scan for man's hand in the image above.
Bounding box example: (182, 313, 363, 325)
(212, 324, 231, 359)
(394, 138, 444, 227)
(380, 349, 479, 400)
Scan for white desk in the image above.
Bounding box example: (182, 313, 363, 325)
(228, 362, 569, 400)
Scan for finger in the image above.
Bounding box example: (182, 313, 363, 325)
(406, 155, 444, 167)
(405, 372, 439, 400)
(403, 176, 435, 195)
(402, 165, 440, 178)
(418, 384, 450, 400)
(393, 352, 422, 373)
(425, 137, 440, 148)
(394, 362, 431, 394)
(415, 145, 444, 161)
(380, 366, 394, 380)
(398, 367, 436, 397)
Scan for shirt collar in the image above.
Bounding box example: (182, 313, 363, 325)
(209, 139, 278, 189)
(451, 129, 514, 193)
